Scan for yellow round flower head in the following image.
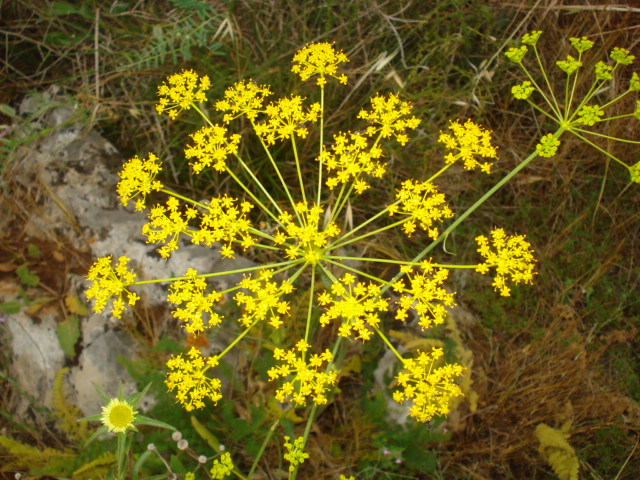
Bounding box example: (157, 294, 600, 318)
(291, 42, 349, 86)
(101, 398, 137, 433)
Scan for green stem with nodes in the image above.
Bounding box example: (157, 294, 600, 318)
(250, 119, 301, 222)
(316, 86, 325, 206)
(291, 136, 308, 207)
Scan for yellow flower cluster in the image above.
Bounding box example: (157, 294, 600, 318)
(85, 255, 140, 318)
(267, 340, 337, 406)
(142, 196, 193, 259)
(216, 79, 272, 123)
(291, 42, 349, 86)
(167, 268, 223, 335)
(116, 153, 163, 211)
(358, 93, 420, 145)
(283, 436, 310, 472)
(234, 270, 293, 328)
(165, 346, 222, 412)
(193, 195, 256, 258)
(438, 119, 497, 173)
(392, 347, 464, 423)
(318, 132, 385, 192)
(475, 228, 536, 296)
(156, 70, 211, 120)
(210, 452, 234, 479)
(184, 125, 241, 174)
(318, 273, 388, 342)
(392, 263, 455, 330)
(274, 203, 340, 263)
(255, 95, 321, 145)
(387, 180, 454, 238)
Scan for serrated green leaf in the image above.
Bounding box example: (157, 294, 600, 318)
(16, 265, 39, 287)
(57, 315, 80, 357)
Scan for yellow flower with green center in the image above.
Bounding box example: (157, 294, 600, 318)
(101, 398, 137, 433)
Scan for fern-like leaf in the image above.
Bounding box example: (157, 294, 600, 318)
(53, 367, 88, 442)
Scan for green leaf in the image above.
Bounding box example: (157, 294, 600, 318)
(27, 243, 41, 258)
(57, 315, 80, 357)
(65, 294, 89, 316)
(191, 415, 221, 452)
(0, 301, 21, 314)
(0, 104, 17, 118)
(135, 415, 176, 431)
(16, 265, 39, 287)
(50, 1, 80, 15)
(169, 455, 187, 474)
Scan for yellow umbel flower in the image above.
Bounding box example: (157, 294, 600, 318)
(392, 347, 464, 422)
(358, 92, 420, 145)
(387, 180, 454, 238)
(267, 341, 337, 406)
(283, 436, 310, 472)
(254, 95, 321, 145)
(156, 69, 211, 119)
(318, 273, 388, 342)
(438, 119, 497, 173)
(210, 452, 235, 479)
(167, 268, 223, 334)
(392, 262, 455, 330)
(142, 196, 192, 259)
(216, 79, 272, 122)
(475, 228, 536, 296)
(85, 255, 139, 318)
(117, 153, 163, 211)
(274, 203, 340, 262)
(234, 270, 293, 328)
(184, 125, 241, 173)
(101, 398, 137, 433)
(291, 42, 349, 86)
(318, 131, 385, 192)
(165, 346, 222, 412)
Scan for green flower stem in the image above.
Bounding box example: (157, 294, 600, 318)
(569, 129, 630, 168)
(129, 259, 303, 286)
(328, 217, 409, 251)
(599, 112, 640, 123)
(323, 258, 393, 287)
(250, 119, 301, 222)
(525, 97, 562, 124)
(530, 46, 563, 117)
(329, 204, 392, 246)
(372, 324, 403, 362)
(317, 86, 325, 206)
(191, 104, 214, 127)
(291, 136, 308, 207)
(326, 255, 480, 271)
(215, 315, 262, 362)
(425, 162, 455, 183)
(572, 127, 640, 146)
(227, 157, 282, 223)
(328, 182, 348, 225)
(382, 127, 565, 291)
(159, 188, 209, 210)
(248, 418, 280, 479)
(304, 263, 316, 347)
(331, 180, 358, 223)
